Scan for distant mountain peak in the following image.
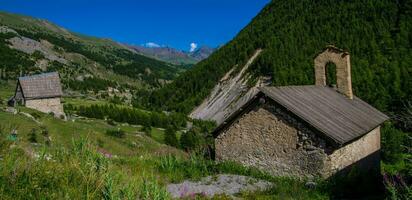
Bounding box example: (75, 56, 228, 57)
(126, 44, 215, 65)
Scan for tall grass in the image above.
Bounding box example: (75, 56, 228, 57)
(0, 138, 170, 199)
(155, 154, 329, 199)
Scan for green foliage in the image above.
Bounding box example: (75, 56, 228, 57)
(66, 77, 118, 92)
(180, 129, 205, 152)
(112, 49, 181, 85)
(65, 103, 187, 129)
(142, 124, 152, 137)
(31, 50, 44, 60)
(105, 129, 126, 138)
(138, 177, 170, 200)
(0, 138, 143, 199)
(144, 0, 412, 117)
(164, 126, 179, 148)
(383, 173, 412, 200)
(180, 121, 215, 157)
(382, 123, 406, 163)
(28, 128, 37, 143)
(155, 155, 328, 199)
(0, 33, 36, 79)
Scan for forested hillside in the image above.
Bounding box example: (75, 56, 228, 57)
(0, 12, 183, 91)
(144, 0, 411, 119)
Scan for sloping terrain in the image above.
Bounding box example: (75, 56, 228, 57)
(0, 11, 183, 92)
(190, 49, 269, 124)
(146, 0, 412, 119)
(128, 45, 198, 65)
(127, 45, 215, 65)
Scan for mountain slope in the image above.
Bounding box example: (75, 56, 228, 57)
(188, 46, 215, 61)
(0, 11, 182, 90)
(127, 45, 215, 65)
(127, 45, 197, 65)
(144, 0, 412, 119)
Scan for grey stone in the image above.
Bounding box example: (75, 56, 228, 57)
(167, 174, 272, 199)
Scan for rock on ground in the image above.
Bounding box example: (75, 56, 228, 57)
(167, 174, 273, 199)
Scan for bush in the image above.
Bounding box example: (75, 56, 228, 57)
(180, 127, 209, 154)
(164, 127, 179, 148)
(382, 123, 406, 163)
(28, 128, 37, 143)
(107, 119, 116, 126)
(142, 125, 152, 137)
(105, 129, 125, 138)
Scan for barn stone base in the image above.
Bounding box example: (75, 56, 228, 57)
(25, 97, 64, 118)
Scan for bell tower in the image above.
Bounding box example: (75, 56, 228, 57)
(314, 46, 353, 99)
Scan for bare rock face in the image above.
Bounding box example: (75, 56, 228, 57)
(7, 36, 67, 64)
(190, 49, 269, 125)
(0, 26, 18, 34)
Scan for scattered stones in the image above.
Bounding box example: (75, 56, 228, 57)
(167, 174, 273, 198)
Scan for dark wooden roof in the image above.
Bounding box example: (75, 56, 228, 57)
(213, 85, 389, 145)
(259, 86, 389, 144)
(17, 72, 63, 99)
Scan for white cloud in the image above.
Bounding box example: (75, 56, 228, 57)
(190, 42, 198, 52)
(145, 42, 161, 48)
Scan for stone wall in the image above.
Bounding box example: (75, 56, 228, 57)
(325, 127, 381, 177)
(215, 100, 332, 177)
(215, 99, 381, 178)
(25, 97, 64, 117)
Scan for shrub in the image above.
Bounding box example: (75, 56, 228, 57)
(164, 127, 179, 147)
(142, 125, 152, 137)
(383, 173, 412, 200)
(105, 129, 125, 138)
(382, 123, 405, 163)
(107, 119, 116, 126)
(28, 128, 37, 143)
(180, 128, 206, 152)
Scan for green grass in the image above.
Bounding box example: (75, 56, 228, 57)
(0, 80, 14, 101)
(0, 106, 179, 157)
(0, 107, 333, 199)
(63, 97, 108, 107)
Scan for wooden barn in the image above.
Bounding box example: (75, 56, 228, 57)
(10, 72, 64, 117)
(213, 47, 389, 178)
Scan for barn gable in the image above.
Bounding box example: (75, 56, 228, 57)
(16, 72, 63, 100)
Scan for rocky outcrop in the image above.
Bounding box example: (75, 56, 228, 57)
(0, 26, 18, 34)
(190, 49, 269, 125)
(7, 36, 67, 64)
(167, 174, 272, 198)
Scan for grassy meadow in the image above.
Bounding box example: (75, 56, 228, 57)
(0, 81, 334, 199)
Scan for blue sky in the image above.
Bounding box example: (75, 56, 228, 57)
(0, 0, 270, 51)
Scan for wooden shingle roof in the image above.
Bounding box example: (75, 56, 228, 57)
(259, 86, 389, 144)
(213, 85, 389, 145)
(18, 72, 63, 99)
